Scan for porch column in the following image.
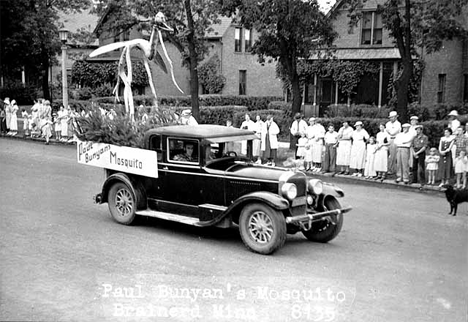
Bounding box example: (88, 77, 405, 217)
(313, 74, 317, 106)
(393, 61, 398, 101)
(335, 81, 339, 106)
(22, 66, 26, 86)
(378, 61, 383, 108)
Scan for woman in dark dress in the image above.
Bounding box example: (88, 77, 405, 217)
(0, 105, 6, 134)
(438, 128, 455, 186)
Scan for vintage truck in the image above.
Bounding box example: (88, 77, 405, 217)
(78, 124, 351, 255)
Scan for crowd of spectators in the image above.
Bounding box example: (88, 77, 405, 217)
(1, 98, 79, 145)
(288, 110, 466, 187)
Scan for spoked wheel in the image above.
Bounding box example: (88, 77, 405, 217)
(302, 198, 343, 243)
(239, 203, 286, 255)
(108, 182, 137, 225)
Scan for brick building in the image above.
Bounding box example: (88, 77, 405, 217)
(304, 0, 468, 116)
(89, 13, 283, 98)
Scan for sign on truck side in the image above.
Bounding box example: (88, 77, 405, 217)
(77, 140, 158, 178)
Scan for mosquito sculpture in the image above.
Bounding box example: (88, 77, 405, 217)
(89, 12, 183, 118)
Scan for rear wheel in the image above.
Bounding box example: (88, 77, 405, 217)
(302, 198, 343, 243)
(108, 182, 137, 225)
(239, 203, 286, 255)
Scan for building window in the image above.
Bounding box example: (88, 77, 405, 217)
(361, 11, 382, 45)
(239, 70, 247, 95)
(244, 29, 252, 52)
(464, 74, 468, 103)
(437, 74, 446, 104)
(123, 29, 130, 41)
(235, 28, 242, 52)
(113, 30, 120, 43)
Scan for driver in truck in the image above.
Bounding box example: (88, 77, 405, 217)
(174, 142, 198, 162)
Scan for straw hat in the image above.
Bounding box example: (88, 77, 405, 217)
(355, 121, 363, 126)
(388, 111, 398, 118)
(181, 109, 192, 116)
(448, 110, 458, 117)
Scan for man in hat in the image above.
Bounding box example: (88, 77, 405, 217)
(448, 110, 460, 133)
(385, 111, 401, 175)
(179, 109, 198, 126)
(394, 123, 413, 184)
(289, 112, 308, 158)
(409, 116, 419, 138)
(411, 125, 428, 186)
(408, 115, 419, 170)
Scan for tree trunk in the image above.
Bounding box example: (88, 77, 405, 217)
(42, 53, 50, 101)
(290, 72, 302, 116)
(395, 59, 412, 123)
(392, 0, 413, 124)
(184, 0, 200, 121)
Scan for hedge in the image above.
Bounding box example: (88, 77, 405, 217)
(88, 94, 282, 110)
(0, 85, 37, 105)
(325, 103, 468, 121)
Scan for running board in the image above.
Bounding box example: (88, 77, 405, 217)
(136, 209, 202, 226)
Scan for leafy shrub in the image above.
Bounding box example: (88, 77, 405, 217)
(71, 87, 93, 100)
(0, 84, 37, 105)
(198, 54, 226, 94)
(268, 101, 291, 111)
(75, 108, 179, 148)
(325, 104, 391, 118)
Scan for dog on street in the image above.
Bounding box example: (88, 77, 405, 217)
(442, 184, 468, 216)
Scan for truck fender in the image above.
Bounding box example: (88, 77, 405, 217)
(225, 191, 289, 224)
(100, 172, 147, 209)
(317, 195, 342, 212)
(322, 183, 345, 198)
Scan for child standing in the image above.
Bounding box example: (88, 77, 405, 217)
(21, 108, 30, 136)
(454, 150, 468, 189)
(304, 137, 313, 171)
(296, 133, 307, 159)
(364, 136, 377, 179)
(53, 112, 61, 141)
(425, 147, 440, 185)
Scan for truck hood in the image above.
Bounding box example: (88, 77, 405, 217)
(225, 163, 295, 182)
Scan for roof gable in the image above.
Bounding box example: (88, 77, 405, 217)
(206, 16, 232, 39)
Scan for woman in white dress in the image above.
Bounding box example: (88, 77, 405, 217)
(59, 105, 69, 141)
(8, 99, 19, 135)
(374, 123, 390, 181)
(336, 121, 354, 175)
(4, 98, 11, 133)
(349, 121, 369, 177)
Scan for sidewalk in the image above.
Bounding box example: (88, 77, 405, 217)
(1, 132, 444, 195)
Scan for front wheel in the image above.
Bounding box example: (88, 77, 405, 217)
(108, 182, 137, 225)
(302, 198, 344, 243)
(239, 203, 287, 255)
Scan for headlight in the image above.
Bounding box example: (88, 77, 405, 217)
(281, 183, 297, 200)
(308, 179, 323, 195)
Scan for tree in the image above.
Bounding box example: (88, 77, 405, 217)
(0, 0, 91, 100)
(345, 0, 467, 122)
(94, 0, 222, 121)
(222, 0, 337, 116)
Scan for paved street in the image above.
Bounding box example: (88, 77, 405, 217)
(0, 138, 466, 322)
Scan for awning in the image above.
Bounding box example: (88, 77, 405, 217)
(309, 47, 401, 60)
